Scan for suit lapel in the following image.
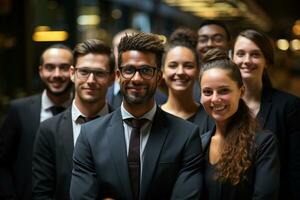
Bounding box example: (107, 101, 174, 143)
(257, 87, 273, 128)
(107, 109, 133, 199)
(59, 108, 74, 169)
(141, 108, 169, 200)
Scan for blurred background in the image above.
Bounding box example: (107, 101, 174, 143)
(0, 0, 300, 120)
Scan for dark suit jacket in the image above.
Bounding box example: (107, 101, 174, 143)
(70, 107, 204, 200)
(32, 106, 113, 200)
(257, 86, 300, 200)
(0, 94, 41, 200)
(187, 105, 214, 135)
(201, 129, 280, 200)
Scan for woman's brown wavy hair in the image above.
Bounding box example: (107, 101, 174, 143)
(200, 48, 260, 185)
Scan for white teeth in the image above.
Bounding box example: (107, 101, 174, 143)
(212, 105, 225, 111)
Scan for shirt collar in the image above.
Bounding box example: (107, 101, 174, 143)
(121, 102, 157, 122)
(71, 100, 109, 123)
(41, 89, 71, 111)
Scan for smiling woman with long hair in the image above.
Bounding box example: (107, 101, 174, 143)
(200, 48, 279, 200)
(233, 29, 300, 200)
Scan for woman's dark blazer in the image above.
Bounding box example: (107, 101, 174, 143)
(201, 128, 280, 200)
(187, 105, 214, 135)
(258, 86, 300, 200)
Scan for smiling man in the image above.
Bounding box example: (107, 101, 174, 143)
(0, 44, 73, 200)
(70, 32, 204, 200)
(32, 39, 115, 200)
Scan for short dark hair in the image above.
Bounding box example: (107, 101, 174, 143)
(73, 39, 114, 73)
(40, 43, 73, 65)
(118, 32, 165, 69)
(199, 20, 231, 41)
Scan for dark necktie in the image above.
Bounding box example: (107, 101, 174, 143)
(49, 106, 65, 115)
(124, 118, 147, 200)
(76, 115, 99, 124)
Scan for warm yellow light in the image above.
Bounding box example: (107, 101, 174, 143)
(290, 39, 300, 51)
(34, 26, 51, 32)
(292, 24, 300, 36)
(77, 15, 100, 25)
(32, 31, 68, 42)
(276, 39, 289, 51)
(158, 34, 167, 44)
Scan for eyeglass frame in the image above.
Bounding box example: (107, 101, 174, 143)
(74, 67, 111, 81)
(118, 65, 158, 80)
(198, 34, 227, 44)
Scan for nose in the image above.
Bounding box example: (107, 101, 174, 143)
(176, 65, 184, 75)
(206, 38, 214, 47)
(53, 67, 61, 77)
(211, 92, 221, 103)
(131, 70, 143, 81)
(86, 72, 96, 83)
(244, 54, 251, 64)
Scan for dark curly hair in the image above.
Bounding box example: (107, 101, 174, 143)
(118, 32, 165, 69)
(200, 48, 261, 185)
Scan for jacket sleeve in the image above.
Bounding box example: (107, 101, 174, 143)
(171, 126, 204, 199)
(0, 104, 20, 199)
(32, 122, 55, 200)
(253, 131, 280, 200)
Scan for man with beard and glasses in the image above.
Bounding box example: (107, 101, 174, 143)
(0, 44, 73, 200)
(70, 33, 204, 200)
(32, 39, 115, 200)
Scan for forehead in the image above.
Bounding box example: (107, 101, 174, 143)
(121, 50, 156, 67)
(165, 46, 195, 61)
(234, 36, 261, 51)
(76, 53, 110, 69)
(42, 48, 73, 64)
(201, 68, 236, 87)
(198, 24, 227, 37)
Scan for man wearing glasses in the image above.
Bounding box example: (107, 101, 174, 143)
(0, 44, 73, 200)
(70, 33, 203, 200)
(197, 20, 231, 59)
(32, 39, 114, 200)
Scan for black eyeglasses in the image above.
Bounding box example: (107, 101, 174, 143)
(118, 65, 158, 80)
(75, 67, 110, 81)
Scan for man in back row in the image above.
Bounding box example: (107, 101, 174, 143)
(70, 32, 204, 199)
(32, 39, 115, 200)
(0, 44, 73, 200)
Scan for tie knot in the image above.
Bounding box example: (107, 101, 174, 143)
(124, 118, 147, 128)
(49, 106, 65, 115)
(76, 115, 100, 124)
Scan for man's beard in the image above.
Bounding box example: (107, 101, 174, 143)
(44, 81, 74, 97)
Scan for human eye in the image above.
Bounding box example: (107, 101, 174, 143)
(251, 51, 262, 58)
(122, 66, 135, 75)
(94, 70, 107, 78)
(44, 64, 55, 72)
(184, 62, 195, 69)
(202, 88, 213, 96)
(218, 87, 230, 94)
(59, 64, 71, 71)
(213, 34, 225, 43)
(235, 50, 245, 57)
(140, 66, 154, 76)
(167, 62, 178, 69)
(198, 36, 208, 43)
(78, 68, 89, 76)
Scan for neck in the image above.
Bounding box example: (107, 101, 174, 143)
(215, 122, 227, 137)
(46, 90, 71, 106)
(123, 99, 155, 118)
(162, 90, 198, 119)
(75, 99, 106, 118)
(243, 79, 263, 103)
